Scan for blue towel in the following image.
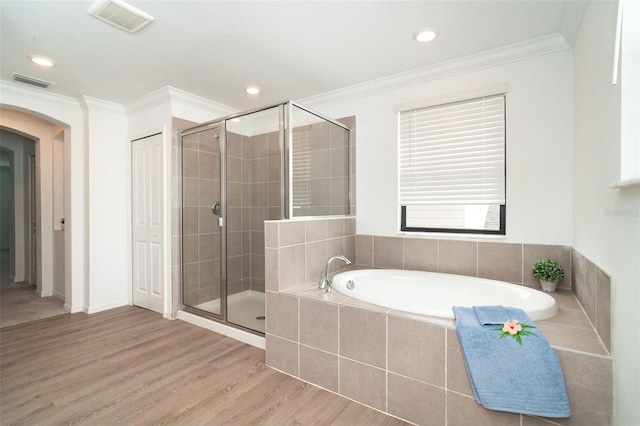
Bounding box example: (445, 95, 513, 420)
(453, 305, 571, 418)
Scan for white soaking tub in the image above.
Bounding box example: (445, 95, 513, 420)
(331, 269, 558, 320)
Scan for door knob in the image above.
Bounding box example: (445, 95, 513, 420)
(210, 202, 222, 216)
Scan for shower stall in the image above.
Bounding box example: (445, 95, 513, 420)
(179, 101, 350, 334)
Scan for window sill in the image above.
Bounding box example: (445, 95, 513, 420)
(609, 177, 640, 189)
(398, 231, 507, 241)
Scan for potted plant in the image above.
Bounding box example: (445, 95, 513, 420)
(532, 259, 565, 292)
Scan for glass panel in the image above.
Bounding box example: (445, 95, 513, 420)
(181, 126, 222, 316)
(225, 106, 281, 333)
(290, 105, 349, 217)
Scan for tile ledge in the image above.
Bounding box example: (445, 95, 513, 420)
(551, 345, 613, 360)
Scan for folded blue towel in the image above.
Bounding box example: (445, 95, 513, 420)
(453, 305, 571, 418)
(472, 305, 512, 325)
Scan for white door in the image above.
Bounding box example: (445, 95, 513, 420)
(131, 133, 164, 313)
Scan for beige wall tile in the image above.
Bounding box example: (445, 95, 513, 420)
(265, 248, 279, 291)
(182, 207, 198, 235)
(182, 235, 199, 264)
(536, 322, 608, 355)
(388, 316, 445, 386)
(373, 236, 403, 269)
(198, 152, 218, 180)
(555, 350, 612, 426)
(265, 222, 279, 248)
(578, 259, 598, 325)
(299, 298, 339, 353)
(438, 240, 477, 276)
(182, 177, 198, 207)
(279, 244, 305, 289)
(447, 329, 474, 396)
(356, 235, 372, 266)
(326, 218, 344, 239)
(339, 358, 386, 411)
(595, 269, 611, 351)
(182, 149, 198, 178)
(266, 291, 299, 341)
(339, 307, 386, 368)
(279, 221, 306, 247)
(305, 240, 327, 284)
(403, 238, 438, 272)
(478, 242, 523, 283)
(447, 391, 521, 426)
(345, 217, 356, 236)
(299, 345, 339, 393)
(265, 334, 298, 377)
(305, 220, 327, 242)
(387, 373, 445, 426)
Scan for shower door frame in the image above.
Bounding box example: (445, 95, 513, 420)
(178, 101, 350, 336)
(179, 121, 227, 324)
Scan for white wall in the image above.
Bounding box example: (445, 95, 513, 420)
(81, 96, 130, 313)
(304, 43, 574, 245)
(573, 2, 640, 425)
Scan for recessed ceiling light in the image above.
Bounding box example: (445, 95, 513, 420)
(413, 28, 439, 43)
(29, 55, 56, 67)
(245, 86, 261, 95)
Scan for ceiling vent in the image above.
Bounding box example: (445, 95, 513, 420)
(88, 0, 154, 34)
(11, 72, 53, 89)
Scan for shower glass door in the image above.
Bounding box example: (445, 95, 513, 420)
(181, 125, 224, 319)
(224, 106, 281, 333)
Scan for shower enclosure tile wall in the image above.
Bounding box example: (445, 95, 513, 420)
(177, 102, 352, 335)
(226, 129, 280, 296)
(181, 129, 222, 307)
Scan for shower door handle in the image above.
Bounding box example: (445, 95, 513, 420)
(210, 202, 222, 216)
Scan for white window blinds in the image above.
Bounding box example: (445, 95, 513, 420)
(398, 94, 506, 206)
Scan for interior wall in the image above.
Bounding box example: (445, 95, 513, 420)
(572, 2, 640, 424)
(81, 97, 129, 313)
(305, 48, 574, 245)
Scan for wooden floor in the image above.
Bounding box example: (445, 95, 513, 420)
(0, 306, 409, 425)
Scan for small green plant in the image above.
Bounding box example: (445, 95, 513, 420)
(532, 259, 565, 282)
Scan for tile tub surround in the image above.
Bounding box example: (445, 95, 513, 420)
(265, 224, 612, 425)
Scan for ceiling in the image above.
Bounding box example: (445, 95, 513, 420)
(0, 1, 586, 111)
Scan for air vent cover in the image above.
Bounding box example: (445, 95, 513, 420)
(88, 0, 154, 34)
(11, 73, 53, 89)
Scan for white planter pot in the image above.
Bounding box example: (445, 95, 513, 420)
(539, 279, 559, 292)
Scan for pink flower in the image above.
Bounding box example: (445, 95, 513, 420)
(502, 319, 522, 335)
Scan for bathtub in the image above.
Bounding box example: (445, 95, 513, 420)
(332, 269, 558, 321)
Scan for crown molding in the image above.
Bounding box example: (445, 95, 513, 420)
(301, 33, 571, 108)
(80, 95, 126, 114)
(0, 79, 81, 112)
(124, 86, 172, 115)
(166, 86, 237, 118)
(125, 85, 237, 117)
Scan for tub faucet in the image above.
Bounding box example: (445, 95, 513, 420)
(318, 255, 351, 293)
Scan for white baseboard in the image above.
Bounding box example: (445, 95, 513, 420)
(85, 300, 130, 314)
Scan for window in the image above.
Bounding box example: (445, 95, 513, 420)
(398, 93, 506, 234)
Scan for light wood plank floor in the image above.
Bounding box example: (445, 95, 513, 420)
(0, 306, 409, 425)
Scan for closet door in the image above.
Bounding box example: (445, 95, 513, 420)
(131, 133, 164, 314)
